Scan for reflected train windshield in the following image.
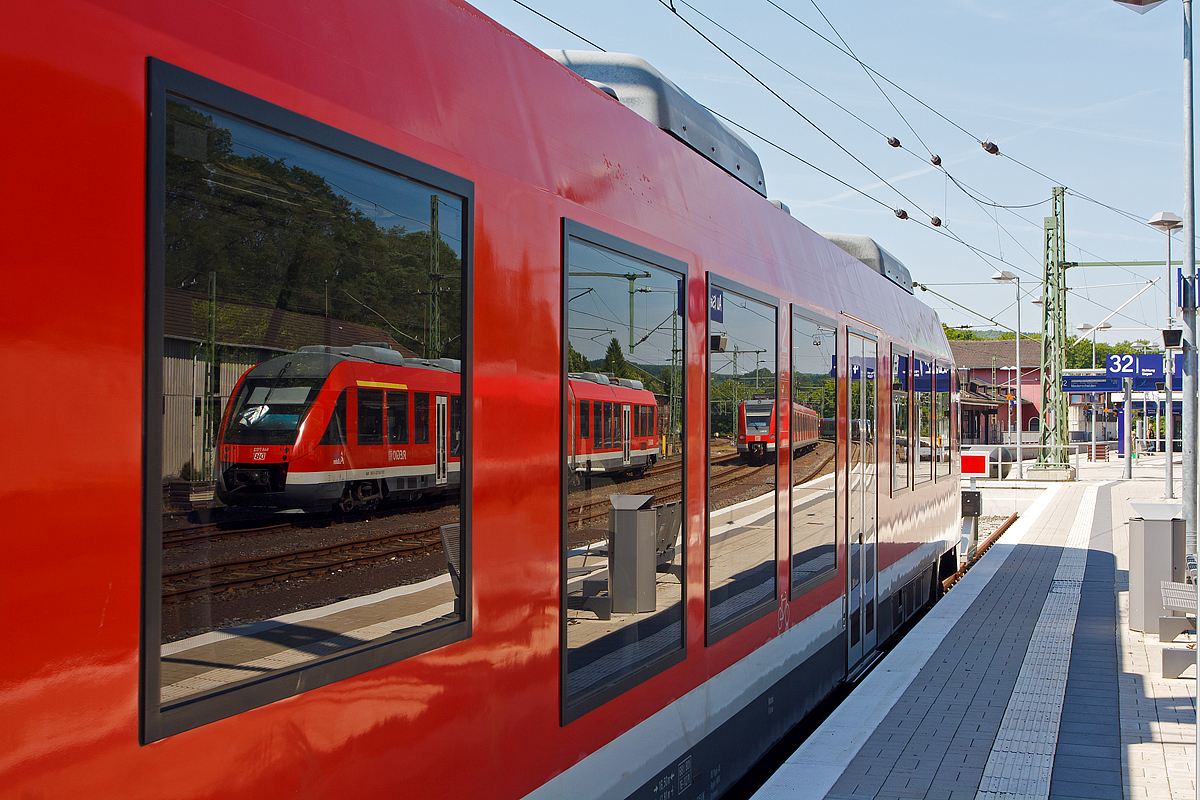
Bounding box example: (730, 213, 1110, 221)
(223, 378, 320, 444)
(745, 403, 772, 429)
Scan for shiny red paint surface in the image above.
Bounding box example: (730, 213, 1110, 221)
(0, 1, 957, 797)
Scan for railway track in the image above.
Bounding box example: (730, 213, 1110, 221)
(792, 447, 836, 487)
(162, 496, 457, 548)
(568, 461, 773, 529)
(162, 526, 444, 602)
(569, 441, 835, 530)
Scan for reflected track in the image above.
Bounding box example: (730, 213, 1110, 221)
(162, 525, 444, 601)
(163, 496, 457, 548)
(568, 443, 838, 530)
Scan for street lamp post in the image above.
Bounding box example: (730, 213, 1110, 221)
(993, 270, 1022, 478)
(1151, 212, 1183, 499)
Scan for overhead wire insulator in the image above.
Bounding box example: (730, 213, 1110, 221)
(930, 154, 942, 166)
(982, 140, 1000, 155)
(887, 136, 901, 148)
(931, 216, 942, 227)
(894, 209, 908, 220)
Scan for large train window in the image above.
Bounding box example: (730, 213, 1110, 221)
(144, 62, 472, 740)
(707, 275, 778, 641)
(913, 356, 934, 485)
(935, 361, 953, 477)
(561, 220, 686, 722)
(891, 348, 910, 494)
(790, 311, 837, 596)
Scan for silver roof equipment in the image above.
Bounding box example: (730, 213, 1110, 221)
(545, 50, 767, 197)
(821, 233, 914, 295)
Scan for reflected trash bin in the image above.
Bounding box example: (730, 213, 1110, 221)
(609, 494, 657, 614)
(1128, 502, 1185, 633)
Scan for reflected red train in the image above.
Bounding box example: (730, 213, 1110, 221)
(217, 343, 462, 512)
(566, 372, 659, 477)
(736, 396, 819, 464)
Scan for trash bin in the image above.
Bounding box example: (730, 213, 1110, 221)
(609, 495, 657, 614)
(1128, 502, 1185, 633)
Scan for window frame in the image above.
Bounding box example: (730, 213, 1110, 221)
(387, 390, 409, 445)
(789, 307, 839, 598)
(559, 218, 688, 724)
(142, 59, 474, 742)
(912, 354, 934, 486)
(890, 346, 910, 496)
(934, 360, 952, 479)
(705, 272, 780, 644)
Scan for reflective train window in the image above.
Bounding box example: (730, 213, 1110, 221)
(145, 63, 471, 739)
(935, 361, 953, 477)
(913, 356, 933, 485)
(707, 277, 778, 639)
(562, 221, 686, 720)
(790, 312, 837, 595)
(891, 348, 910, 494)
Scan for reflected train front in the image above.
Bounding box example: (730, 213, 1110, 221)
(736, 399, 819, 464)
(218, 347, 464, 513)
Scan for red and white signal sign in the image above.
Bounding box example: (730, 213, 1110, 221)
(961, 453, 989, 477)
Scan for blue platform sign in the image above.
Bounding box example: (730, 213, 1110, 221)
(1062, 374, 1118, 392)
(1101, 352, 1183, 390)
(913, 357, 933, 392)
(708, 287, 723, 322)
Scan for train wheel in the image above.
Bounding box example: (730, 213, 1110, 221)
(336, 489, 355, 514)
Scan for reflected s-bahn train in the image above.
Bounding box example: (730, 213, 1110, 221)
(736, 396, 819, 464)
(3, 2, 962, 800)
(217, 344, 462, 512)
(566, 372, 659, 477)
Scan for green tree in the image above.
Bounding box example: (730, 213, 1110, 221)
(602, 338, 632, 379)
(943, 325, 979, 341)
(567, 341, 590, 373)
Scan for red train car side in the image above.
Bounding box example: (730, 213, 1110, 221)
(566, 373, 659, 477)
(0, 3, 960, 800)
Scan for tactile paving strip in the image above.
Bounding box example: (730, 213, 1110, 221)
(975, 484, 1097, 800)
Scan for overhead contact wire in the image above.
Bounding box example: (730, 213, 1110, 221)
(659, 0, 938, 222)
(805, 0, 936, 159)
(509, 0, 607, 50)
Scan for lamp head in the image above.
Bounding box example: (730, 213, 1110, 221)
(1149, 211, 1183, 232)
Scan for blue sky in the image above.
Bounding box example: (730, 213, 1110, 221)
(466, 0, 1191, 348)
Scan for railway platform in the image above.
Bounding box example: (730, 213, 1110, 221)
(754, 454, 1197, 800)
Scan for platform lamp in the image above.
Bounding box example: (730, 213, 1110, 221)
(991, 270, 1022, 478)
(1164, 327, 1185, 499)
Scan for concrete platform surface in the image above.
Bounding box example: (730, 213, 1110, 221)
(753, 454, 1196, 800)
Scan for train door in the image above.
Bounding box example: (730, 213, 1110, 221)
(846, 331, 878, 669)
(435, 394, 448, 485)
(621, 403, 632, 465)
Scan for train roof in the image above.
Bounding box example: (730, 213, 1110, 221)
(545, 50, 767, 198)
(570, 372, 647, 391)
(242, 344, 462, 381)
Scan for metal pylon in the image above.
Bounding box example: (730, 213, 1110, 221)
(1039, 187, 1068, 465)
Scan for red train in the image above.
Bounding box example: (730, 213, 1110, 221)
(567, 373, 659, 478)
(736, 396, 819, 463)
(1, 3, 961, 799)
(218, 344, 462, 512)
